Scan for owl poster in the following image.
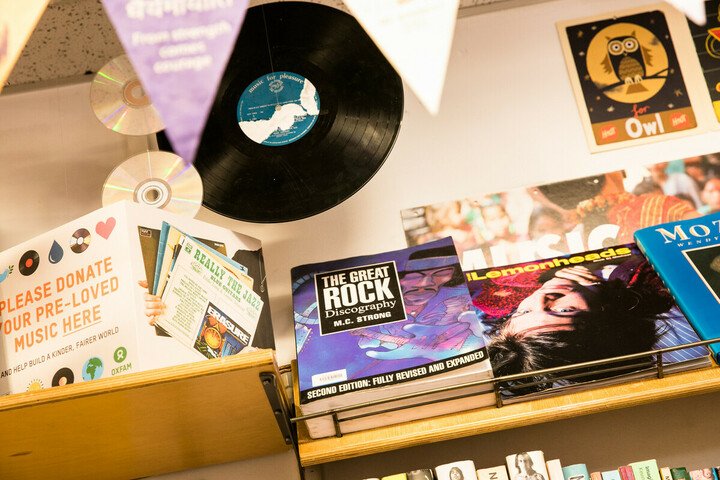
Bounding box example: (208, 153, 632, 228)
(559, 7, 697, 151)
(687, 0, 720, 121)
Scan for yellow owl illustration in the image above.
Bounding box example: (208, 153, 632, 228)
(601, 32, 654, 86)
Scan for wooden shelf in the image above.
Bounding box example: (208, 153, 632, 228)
(0, 349, 292, 480)
(298, 365, 720, 466)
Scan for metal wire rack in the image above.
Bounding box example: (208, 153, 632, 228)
(290, 337, 720, 438)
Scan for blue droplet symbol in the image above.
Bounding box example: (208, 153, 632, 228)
(49, 241, 64, 264)
(0, 268, 8, 284)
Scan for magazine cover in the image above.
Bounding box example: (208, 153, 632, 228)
(292, 237, 489, 404)
(402, 156, 719, 270)
(635, 210, 720, 362)
(557, 5, 697, 151)
(687, 0, 720, 122)
(466, 243, 709, 399)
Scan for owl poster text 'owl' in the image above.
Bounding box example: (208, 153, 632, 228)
(560, 8, 697, 149)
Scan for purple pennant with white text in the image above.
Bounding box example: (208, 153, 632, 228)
(102, 0, 249, 163)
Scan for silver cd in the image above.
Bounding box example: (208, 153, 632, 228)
(102, 151, 203, 217)
(90, 54, 164, 136)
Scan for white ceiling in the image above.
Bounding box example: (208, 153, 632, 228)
(7, 0, 534, 88)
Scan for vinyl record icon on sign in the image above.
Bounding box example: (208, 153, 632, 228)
(52, 367, 75, 387)
(70, 228, 91, 254)
(19, 250, 39, 276)
(192, 2, 404, 223)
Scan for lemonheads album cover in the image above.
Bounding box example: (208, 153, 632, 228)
(559, 7, 697, 150)
(686, 0, 720, 121)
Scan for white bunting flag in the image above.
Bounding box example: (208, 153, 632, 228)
(665, 0, 706, 25)
(0, 0, 49, 93)
(343, 0, 460, 115)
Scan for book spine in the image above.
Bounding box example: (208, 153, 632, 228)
(436, 460, 478, 480)
(602, 471, 622, 480)
(671, 468, 690, 480)
(629, 459, 661, 480)
(689, 471, 704, 480)
(592, 472, 603, 480)
(546, 460, 564, 480)
(478, 466, 510, 480)
(507, 451, 548, 480)
(620, 466, 637, 480)
(563, 464, 590, 480)
(661, 468, 673, 480)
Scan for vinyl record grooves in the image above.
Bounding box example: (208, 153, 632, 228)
(193, 2, 404, 223)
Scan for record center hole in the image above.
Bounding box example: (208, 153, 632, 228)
(144, 187, 161, 203)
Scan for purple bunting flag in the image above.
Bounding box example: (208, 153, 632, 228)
(102, 0, 249, 163)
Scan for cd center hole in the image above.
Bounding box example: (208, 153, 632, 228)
(144, 187, 161, 203)
(132, 85, 145, 99)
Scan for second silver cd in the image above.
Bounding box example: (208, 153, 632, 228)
(102, 151, 203, 217)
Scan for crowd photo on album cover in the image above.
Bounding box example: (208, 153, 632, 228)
(402, 155, 720, 270)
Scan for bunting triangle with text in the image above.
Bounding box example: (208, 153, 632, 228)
(102, 0, 249, 163)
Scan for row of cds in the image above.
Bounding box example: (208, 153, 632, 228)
(89, 2, 403, 222)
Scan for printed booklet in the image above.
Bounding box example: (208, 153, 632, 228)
(635, 211, 720, 362)
(0, 201, 273, 395)
(292, 237, 495, 438)
(466, 243, 709, 402)
(152, 225, 262, 359)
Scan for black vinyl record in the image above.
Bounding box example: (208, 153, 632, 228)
(19, 250, 40, 276)
(193, 1, 404, 223)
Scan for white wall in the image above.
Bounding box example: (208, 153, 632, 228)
(2, 0, 719, 478)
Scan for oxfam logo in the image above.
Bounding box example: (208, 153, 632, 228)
(269, 79, 284, 93)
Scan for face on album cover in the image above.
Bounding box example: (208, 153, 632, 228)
(466, 242, 707, 397)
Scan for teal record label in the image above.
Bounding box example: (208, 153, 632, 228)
(237, 71, 320, 146)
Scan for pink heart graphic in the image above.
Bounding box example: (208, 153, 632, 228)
(96, 217, 116, 239)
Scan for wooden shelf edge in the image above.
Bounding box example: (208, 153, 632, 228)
(0, 348, 290, 480)
(298, 365, 720, 466)
(0, 348, 277, 411)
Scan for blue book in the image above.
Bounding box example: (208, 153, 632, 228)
(634, 211, 720, 361)
(603, 472, 622, 480)
(563, 464, 590, 480)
